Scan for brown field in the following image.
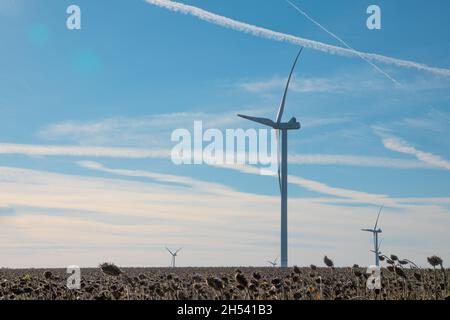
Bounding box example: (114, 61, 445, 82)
(1, 264, 449, 300)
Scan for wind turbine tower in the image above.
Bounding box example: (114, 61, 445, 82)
(238, 48, 303, 268)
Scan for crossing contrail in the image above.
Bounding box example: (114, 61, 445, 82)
(145, 0, 450, 77)
(285, 0, 399, 85)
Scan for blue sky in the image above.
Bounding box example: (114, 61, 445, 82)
(0, 0, 449, 267)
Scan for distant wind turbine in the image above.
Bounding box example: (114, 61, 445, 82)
(238, 49, 303, 268)
(362, 205, 383, 266)
(267, 256, 279, 267)
(166, 247, 182, 267)
(370, 239, 383, 256)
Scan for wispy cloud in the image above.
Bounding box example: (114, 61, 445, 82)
(77, 160, 236, 196)
(38, 112, 239, 138)
(239, 74, 387, 95)
(1, 164, 449, 267)
(239, 72, 450, 95)
(394, 108, 450, 134)
(0, 143, 169, 159)
(81, 161, 388, 204)
(382, 136, 450, 170)
(213, 163, 391, 205)
(145, 0, 450, 77)
(37, 111, 353, 145)
(0, 165, 273, 222)
(0, 164, 280, 266)
(0, 139, 442, 170)
(37, 111, 263, 146)
(373, 124, 450, 170)
(0, 142, 435, 171)
(289, 154, 429, 169)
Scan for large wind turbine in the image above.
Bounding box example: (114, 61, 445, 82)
(362, 206, 383, 266)
(238, 48, 303, 268)
(166, 247, 182, 268)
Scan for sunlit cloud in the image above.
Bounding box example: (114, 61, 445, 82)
(0, 164, 449, 267)
(0, 141, 437, 171)
(381, 136, 450, 170)
(0, 143, 169, 159)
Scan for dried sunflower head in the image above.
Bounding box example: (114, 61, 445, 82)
(252, 272, 261, 280)
(427, 255, 443, 267)
(99, 263, 122, 277)
(390, 254, 399, 261)
(324, 256, 334, 268)
(43, 270, 53, 280)
(235, 273, 248, 288)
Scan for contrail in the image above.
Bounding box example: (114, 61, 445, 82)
(285, 0, 400, 85)
(145, 0, 450, 77)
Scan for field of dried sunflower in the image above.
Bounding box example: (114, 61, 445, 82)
(1, 256, 449, 300)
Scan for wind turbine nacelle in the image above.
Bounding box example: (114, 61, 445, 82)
(278, 117, 301, 130)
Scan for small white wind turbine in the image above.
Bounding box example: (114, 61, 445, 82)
(267, 256, 279, 267)
(362, 205, 383, 266)
(166, 247, 182, 268)
(370, 239, 383, 256)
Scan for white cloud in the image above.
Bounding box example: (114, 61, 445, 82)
(381, 136, 450, 170)
(214, 163, 392, 206)
(145, 0, 450, 77)
(289, 154, 429, 169)
(0, 142, 438, 171)
(81, 161, 447, 209)
(0, 164, 449, 267)
(239, 73, 450, 95)
(0, 143, 169, 159)
(36, 111, 262, 146)
(77, 160, 236, 196)
(82, 161, 390, 204)
(240, 75, 365, 94)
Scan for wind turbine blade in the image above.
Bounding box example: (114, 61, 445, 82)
(378, 239, 383, 251)
(166, 247, 174, 255)
(175, 248, 182, 254)
(238, 114, 276, 127)
(374, 205, 384, 229)
(276, 47, 303, 124)
(361, 229, 374, 232)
